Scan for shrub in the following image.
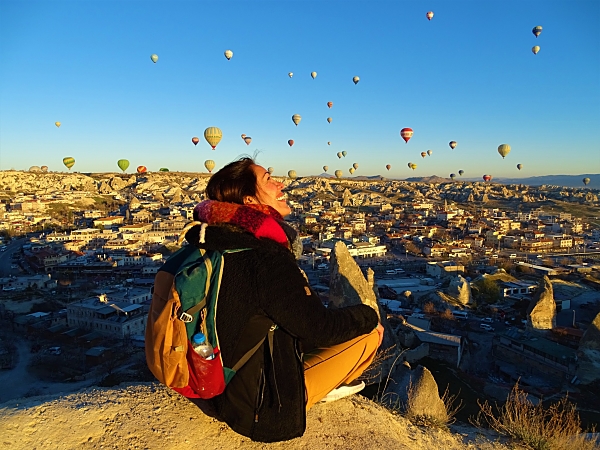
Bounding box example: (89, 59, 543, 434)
(472, 382, 598, 450)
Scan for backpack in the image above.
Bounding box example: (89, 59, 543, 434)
(145, 243, 275, 399)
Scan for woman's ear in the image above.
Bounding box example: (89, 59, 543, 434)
(243, 196, 255, 205)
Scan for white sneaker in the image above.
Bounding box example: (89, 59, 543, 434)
(319, 380, 365, 403)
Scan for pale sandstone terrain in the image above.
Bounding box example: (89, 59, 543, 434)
(0, 383, 522, 450)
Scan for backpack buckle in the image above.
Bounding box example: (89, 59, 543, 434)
(179, 311, 194, 323)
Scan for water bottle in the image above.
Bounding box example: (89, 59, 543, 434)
(191, 332, 215, 360)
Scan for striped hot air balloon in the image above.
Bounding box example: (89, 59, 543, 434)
(204, 127, 222, 150)
(400, 128, 413, 143)
(204, 160, 215, 173)
(137, 166, 147, 174)
(62, 157, 75, 170)
(288, 170, 297, 179)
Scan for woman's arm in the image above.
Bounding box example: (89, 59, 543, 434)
(255, 246, 379, 348)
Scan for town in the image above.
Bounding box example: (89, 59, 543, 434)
(0, 169, 599, 426)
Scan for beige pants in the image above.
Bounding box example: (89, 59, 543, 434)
(303, 328, 380, 409)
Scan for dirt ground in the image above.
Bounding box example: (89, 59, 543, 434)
(0, 382, 526, 450)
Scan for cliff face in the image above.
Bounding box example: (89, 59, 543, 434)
(0, 383, 511, 450)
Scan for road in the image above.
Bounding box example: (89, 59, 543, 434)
(0, 237, 24, 277)
(0, 334, 98, 404)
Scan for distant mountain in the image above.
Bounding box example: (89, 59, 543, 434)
(466, 174, 598, 188)
(404, 175, 451, 184)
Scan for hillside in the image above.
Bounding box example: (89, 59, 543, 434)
(0, 383, 520, 450)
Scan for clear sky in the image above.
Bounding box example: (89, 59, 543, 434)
(1, 0, 599, 179)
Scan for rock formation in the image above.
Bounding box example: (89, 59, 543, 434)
(575, 312, 600, 385)
(447, 275, 473, 306)
(383, 365, 448, 425)
(329, 241, 380, 317)
(526, 276, 556, 330)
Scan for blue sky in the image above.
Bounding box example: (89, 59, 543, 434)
(1, 0, 599, 179)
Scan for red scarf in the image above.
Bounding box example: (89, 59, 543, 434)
(193, 200, 290, 248)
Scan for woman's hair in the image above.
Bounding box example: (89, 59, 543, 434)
(205, 157, 257, 204)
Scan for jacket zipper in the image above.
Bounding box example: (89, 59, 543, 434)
(254, 368, 266, 423)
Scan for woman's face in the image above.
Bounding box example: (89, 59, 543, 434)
(248, 165, 291, 217)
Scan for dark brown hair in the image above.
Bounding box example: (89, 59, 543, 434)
(205, 157, 257, 204)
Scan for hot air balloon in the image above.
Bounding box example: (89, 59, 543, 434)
(426, 11, 434, 20)
(288, 170, 297, 179)
(583, 177, 590, 186)
(224, 50, 233, 60)
(327, 117, 332, 123)
(55, 121, 61, 128)
(498, 144, 511, 159)
(41, 165, 48, 172)
(352, 76, 360, 85)
(353, 163, 359, 170)
(334, 170, 342, 179)
(342, 151, 347, 157)
(150, 54, 158, 63)
(117, 159, 130, 173)
(483, 174, 492, 182)
(449, 141, 457, 149)
(411, 163, 417, 170)
(288, 139, 294, 147)
(517, 164, 523, 171)
(62, 157, 75, 170)
(427, 149, 433, 156)
(386, 164, 391, 171)
(337, 152, 343, 159)
(323, 166, 328, 172)
(532, 46, 540, 55)
(311, 72, 317, 79)
(327, 141, 331, 145)
(204, 160, 215, 173)
(421, 152, 427, 158)
(327, 102, 333, 108)
(349, 168, 355, 175)
(137, 166, 147, 174)
(458, 170, 464, 176)
(159, 168, 169, 172)
(532, 26, 542, 38)
(292, 114, 301, 126)
(204, 127, 222, 150)
(29, 166, 41, 172)
(267, 167, 274, 174)
(192, 137, 199, 146)
(241, 134, 246, 139)
(244, 136, 252, 145)
(400, 128, 413, 143)
(288, 72, 293, 78)
(407, 162, 414, 170)
(450, 173, 456, 180)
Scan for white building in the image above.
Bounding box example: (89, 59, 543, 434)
(66, 295, 147, 339)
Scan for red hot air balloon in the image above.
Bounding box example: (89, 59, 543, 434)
(483, 174, 492, 182)
(400, 128, 413, 143)
(137, 166, 147, 174)
(288, 139, 294, 147)
(327, 101, 333, 108)
(192, 137, 199, 146)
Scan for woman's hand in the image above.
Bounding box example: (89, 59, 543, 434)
(376, 323, 384, 347)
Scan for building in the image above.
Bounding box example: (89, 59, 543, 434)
(426, 261, 464, 279)
(493, 328, 577, 384)
(66, 295, 147, 339)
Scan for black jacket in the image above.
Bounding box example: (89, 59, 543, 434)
(186, 224, 379, 442)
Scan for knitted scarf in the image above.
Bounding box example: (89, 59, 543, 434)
(193, 200, 290, 249)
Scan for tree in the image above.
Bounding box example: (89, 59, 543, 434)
(474, 278, 500, 304)
(423, 301, 436, 315)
